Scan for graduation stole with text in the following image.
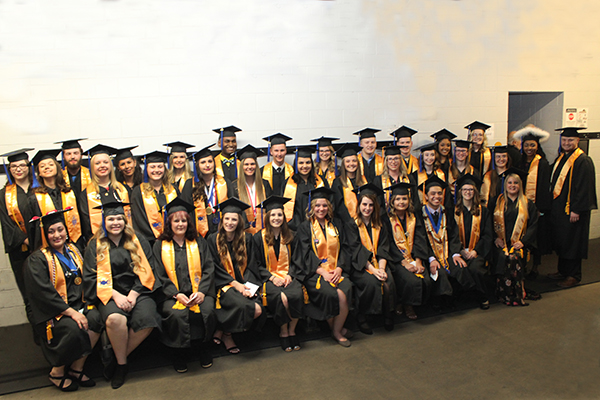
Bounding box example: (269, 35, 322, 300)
(161, 239, 202, 313)
(493, 194, 528, 253)
(5, 184, 28, 250)
(262, 162, 294, 188)
(62, 166, 92, 191)
(455, 207, 481, 251)
(357, 153, 384, 177)
(422, 206, 449, 270)
(86, 182, 131, 235)
(261, 230, 290, 279)
(310, 218, 343, 289)
(141, 184, 178, 238)
(552, 148, 584, 214)
(342, 178, 358, 220)
(356, 220, 381, 274)
(525, 154, 541, 202)
(96, 235, 155, 305)
(35, 191, 81, 243)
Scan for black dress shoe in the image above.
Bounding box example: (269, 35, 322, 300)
(384, 318, 394, 331)
(479, 300, 490, 310)
(358, 321, 373, 335)
(111, 364, 128, 389)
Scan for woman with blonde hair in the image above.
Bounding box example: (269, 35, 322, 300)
(311, 136, 338, 187)
(331, 143, 367, 226)
(466, 121, 492, 178)
(164, 142, 195, 195)
(83, 200, 161, 389)
(374, 145, 414, 213)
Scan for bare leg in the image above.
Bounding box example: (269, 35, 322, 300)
(331, 289, 349, 342)
(106, 314, 129, 365)
(253, 303, 262, 319)
(126, 327, 152, 356)
(49, 365, 76, 389)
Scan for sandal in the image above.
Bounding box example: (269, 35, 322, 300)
(49, 374, 79, 392)
(279, 336, 292, 352)
(290, 335, 301, 351)
(212, 333, 223, 346)
(404, 305, 417, 320)
(68, 368, 96, 387)
(223, 333, 240, 354)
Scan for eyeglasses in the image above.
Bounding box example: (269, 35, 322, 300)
(462, 188, 475, 192)
(9, 164, 28, 170)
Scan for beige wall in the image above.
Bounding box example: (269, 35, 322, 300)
(1, 0, 599, 325)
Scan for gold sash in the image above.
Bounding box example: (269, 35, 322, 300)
(245, 207, 264, 234)
(316, 165, 336, 187)
(62, 166, 92, 191)
(310, 218, 343, 290)
(456, 207, 481, 251)
(525, 154, 541, 202)
(422, 207, 449, 269)
(177, 177, 187, 194)
(86, 182, 131, 235)
(381, 175, 410, 210)
(473, 147, 491, 176)
(262, 162, 294, 189)
(5, 184, 28, 251)
(161, 239, 202, 313)
(96, 235, 155, 305)
(261, 230, 290, 279)
(357, 153, 384, 177)
(215, 175, 229, 203)
(282, 180, 297, 222)
(402, 155, 419, 174)
(390, 213, 423, 278)
(193, 197, 209, 238)
(142, 185, 178, 239)
(448, 165, 474, 189)
(214, 154, 234, 179)
(356, 221, 380, 273)
(35, 191, 82, 243)
(552, 148, 584, 214)
(342, 178, 358, 220)
(480, 171, 493, 205)
(493, 195, 528, 251)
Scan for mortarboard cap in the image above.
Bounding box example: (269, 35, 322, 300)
(504, 167, 528, 183)
(455, 173, 483, 191)
(384, 181, 413, 197)
(165, 197, 195, 216)
(303, 186, 334, 200)
(335, 143, 362, 159)
(465, 121, 491, 132)
(164, 141, 195, 154)
(190, 144, 216, 162)
(263, 133, 292, 146)
(310, 136, 339, 147)
(490, 145, 508, 154)
(415, 142, 438, 153)
(93, 198, 130, 216)
(236, 144, 265, 161)
(144, 151, 169, 164)
(381, 145, 405, 156)
(86, 144, 118, 158)
(213, 125, 241, 138)
(453, 139, 472, 149)
(114, 146, 138, 163)
(259, 196, 291, 212)
(352, 183, 384, 198)
(555, 127, 586, 138)
(217, 197, 251, 215)
(352, 128, 380, 140)
(55, 138, 87, 150)
(1, 148, 33, 163)
(390, 125, 417, 139)
(430, 129, 457, 142)
(31, 149, 62, 166)
(423, 175, 448, 191)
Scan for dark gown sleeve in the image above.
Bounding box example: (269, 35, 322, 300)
(196, 236, 216, 297)
(0, 186, 31, 252)
(208, 232, 234, 288)
(292, 220, 318, 283)
(230, 179, 239, 198)
(28, 195, 44, 251)
(331, 178, 352, 225)
(570, 155, 597, 213)
(251, 232, 274, 282)
(130, 186, 156, 243)
(521, 200, 539, 249)
(473, 206, 493, 259)
(78, 188, 92, 241)
(180, 179, 194, 205)
(243, 233, 262, 284)
(347, 220, 392, 272)
(82, 239, 99, 304)
(535, 157, 552, 213)
(445, 208, 463, 256)
(412, 213, 429, 261)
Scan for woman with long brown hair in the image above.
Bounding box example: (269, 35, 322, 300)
(331, 143, 366, 226)
(480, 146, 511, 207)
(311, 136, 338, 187)
(165, 141, 195, 195)
(114, 146, 143, 197)
(413, 142, 447, 207)
(431, 128, 457, 180)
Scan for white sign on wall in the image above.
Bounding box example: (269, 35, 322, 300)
(564, 107, 588, 128)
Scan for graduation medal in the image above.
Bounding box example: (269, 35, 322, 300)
(74, 276, 82, 285)
(206, 206, 213, 215)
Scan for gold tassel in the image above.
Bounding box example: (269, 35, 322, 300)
(216, 290, 222, 309)
(316, 275, 321, 290)
(46, 321, 53, 343)
(261, 283, 268, 307)
(302, 285, 310, 305)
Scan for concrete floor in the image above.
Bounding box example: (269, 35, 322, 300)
(5, 282, 600, 400)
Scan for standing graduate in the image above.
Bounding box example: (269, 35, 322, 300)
(430, 128, 457, 180)
(25, 209, 102, 392)
(292, 187, 353, 347)
(29, 149, 84, 251)
(114, 146, 143, 197)
(390, 125, 419, 174)
(466, 121, 492, 178)
(253, 196, 303, 352)
(382, 182, 431, 320)
(164, 141, 195, 195)
(548, 127, 597, 288)
(374, 145, 416, 213)
(0, 149, 34, 310)
(480, 146, 511, 207)
(207, 198, 264, 354)
(346, 184, 395, 333)
(311, 136, 339, 187)
(354, 127, 383, 182)
(131, 151, 178, 246)
(213, 125, 241, 182)
(261, 133, 294, 196)
(153, 198, 216, 373)
(331, 143, 366, 226)
(413, 142, 448, 207)
(56, 139, 92, 196)
(448, 139, 475, 199)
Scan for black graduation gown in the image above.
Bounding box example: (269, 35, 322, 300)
(131, 185, 171, 246)
(78, 184, 127, 241)
(217, 154, 237, 183)
(507, 145, 521, 169)
(260, 164, 289, 196)
(0, 184, 33, 301)
(24, 248, 102, 367)
(373, 174, 421, 214)
(252, 232, 303, 326)
(65, 169, 84, 196)
(83, 236, 161, 332)
(181, 178, 232, 238)
(207, 232, 263, 333)
(118, 180, 137, 199)
(346, 220, 395, 315)
(361, 155, 378, 182)
(383, 212, 432, 306)
(522, 156, 552, 256)
(331, 177, 358, 228)
(172, 177, 191, 197)
(284, 176, 320, 232)
(292, 218, 352, 320)
(469, 149, 484, 179)
(153, 237, 216, 348)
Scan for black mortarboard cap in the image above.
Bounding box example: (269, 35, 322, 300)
(164, 141, 195, 154)
(490, 145, 508, 154)
(352, 183, 384, 198)
(114, 146, 138, 163)
(303, 186, 334, 200)
(455, 173, 483, 191)
(259, 196, 291, 212)
(294, 145, 316, 159)
(430, 129, 457, 142)
(165, 197, 195, 215)
(453, 139, 472, 149)
(415, 142, 438, 153)
(1, 148, 33, 163)
(263, 133, 292, 146)
(144, 151, 169, 164)
(55, 138, 87, 150)
(504, 167, 528, 183)
(352, 128, 380, 139)
(555, 127, 586, 138)
(31, 149, 62, 166)
(384, 182, 413, 197)
(382, 145, 404, 156)
(310, 136, 339, 147)
(217, 197, 251, 215)
(86, 144, 118, 158)
(390, 125, 417, 139)
(190, 144, 216, 162)
(38, 208, 72, 228)
(335, 143, 362, 159)
(93, 199, 130, 216)
(236, 144, 265, 161)
(423, 175, 448, 191)
(213, 125, 241, 138)
(465, 121, 491, 131)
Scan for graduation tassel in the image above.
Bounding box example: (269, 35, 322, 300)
(87, 151, 91, 170)
(267, 141, 271, 162)
(167, 153, 171, 170)
(334, 153, 338, 177)
(316, 142, 320, 163)
(234, 152, 238, 179)
(419, 154, 423, 172)
(3, 160, 12, 185)
(163, 205, 168, 231)
(294, 148, 298, 174)
(31, 163, 40, 189)
(220, 128, 224, 151)
(143, 156, 149, 183)
(193, 155, 199, 183)
(308, 190, 312, 212)
(61, 155, 65, 169)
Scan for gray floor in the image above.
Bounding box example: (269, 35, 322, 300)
(5, 282, 600, 400)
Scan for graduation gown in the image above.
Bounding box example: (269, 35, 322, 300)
(261, 162, 293, 196)
(207, 232, 263, 333)
(181, 178, 231, 238)
(521, 155, 552, 256)
(373, 174, 420, 214)
(24, 247, 102, 367)
(63, 167, 91, 197)
(383, 212, 432, 306)
(78, 183, 129, 241)
(331, 177, 359, 228)
(292, 218, 352, 320)
(153, 237, 216, 348)
(83, 236, 161, 332)
(130, 185, 178, 246)
(283, 176, 324, 232)
(252, 231, 303, 326)
(215, 153, 237, 183)
(359, 153, 383, 182)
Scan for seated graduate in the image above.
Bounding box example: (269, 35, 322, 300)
(131, 151, 178, 247)
(282, 145, 326, 231)
(346, 183, 395, 333)
(311, 136, 339, 187)
(261, 133, 294, 196)
(164, 141, 195, 195)
(480, 145, 511, 207)
(293, 187, 353, 347)
(488, 168, 538, 307)
(25, 209, 102, 392)
(231, 144, 271, 234)
(448, 139, 475, 200)
(430, 128, 457, 180)
(331, 143, 366, 226)
(184, 144, 230, 238)
(29, 149, 85, 251)
(374, 144, 416, 213)
(382, 182, 431, 320)
(253, 196, 303, 352)
(353, 127, 384, 182)
(207, 198, 264, 354)
(79, 145, 131, 241)
(153, 198, 216, 373)
(114, 146, 143, 197)
(420, 176, 475, 310)
(83, 200, 161, 389)
(453, 174, 494, 310)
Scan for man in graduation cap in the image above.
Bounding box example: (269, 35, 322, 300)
(213, 126, 241, 182)
(56, 139, 92, 196)
(548, 127, 597, 288)
(353, 127, 384, 182)
(261, 133, 294, 196)
(390, 125, 419, 174)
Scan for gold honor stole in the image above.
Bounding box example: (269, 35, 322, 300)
(342, 178, 358, 220)
(473, 147, 492, 176)
(357, 153, 384, 177)
(310, 218, 343, 289)
(41, 244, 83, 342)
(390, 213, 423, 278)
(161, 239, 202, 313)
(552, 148, 584, 214)
(245, 207, 263, 235)
(402, 155, 419, 174)
(35, 191, 82, 243)
(455, 207, 481, 251)
(282, 175, 325, 222)
(525, 154, 541, 202)
(62, 166, 92, 191)
(262, 162, 294, 189)
(422, 207, 449, 270)
(261, 230, 290, 279)
(86, 183, 131, 235)
(142, 185, 178, 238)
(480, 171, 493, 205)
(96, 235, 155, 305)
(418, 170, 446, 205)
(214, 154, 232, 178)
(356, 220, 380, 272)
(177, 178, 186, 194)
(493, 195, 528, 254)
(448, 165, 473, 188)
(5, 184, 28, 251)
(317, 165, 336, 187)
(193, 176, 229, 238)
